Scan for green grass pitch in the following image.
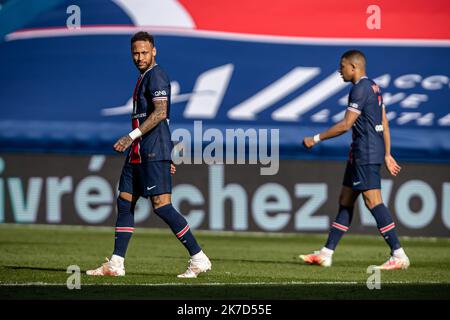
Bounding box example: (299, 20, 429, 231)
(0, 224, 449, 300)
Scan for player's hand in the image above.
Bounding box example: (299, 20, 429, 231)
(385, 154, 401, 176)
(170, 162, 176, 175)
(113, 135, 133, 153)
(302, 137, 316, 149)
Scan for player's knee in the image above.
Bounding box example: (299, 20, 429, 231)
(151, 194, 171, 209)
(363, 195, 381, 210)
(339, 193, 354, 207)
(362, 189, 383, 209)
(339, 186, 359, 207)
(339, 198, 353, 208)
(119, 192, 133, 202)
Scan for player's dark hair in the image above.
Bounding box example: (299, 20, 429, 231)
(131, 31, 155, 46)
(341, 50, 366, 66)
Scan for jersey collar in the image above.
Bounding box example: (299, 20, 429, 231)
(139, 63, 158, 79)
(355, 76, 368, 85)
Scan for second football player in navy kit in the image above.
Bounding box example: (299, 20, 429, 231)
(300, 50, 410, 270)
(87, 32, 212, 278)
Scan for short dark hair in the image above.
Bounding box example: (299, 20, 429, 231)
(131, 31, 154, 46)
(341, 49, 366, 66)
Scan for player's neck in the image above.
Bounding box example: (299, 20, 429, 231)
(352, 72, 367, 84)
(140, 62, 157, 74)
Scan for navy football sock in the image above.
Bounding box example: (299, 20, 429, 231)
(112, 197, 135, 258)
(325, 206, 354, 250)
(370, 203, 401, 253)
(154, 204, 201, 256)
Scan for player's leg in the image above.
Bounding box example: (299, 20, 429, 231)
(300, 186, 359, 266)
(324, 185, 359, 251)
(151, 193, 211, 278)
(362, 188, 410, 270)
(151, 193, 201, 257)
(146, 161, 211, 278)
(87, 163, 139, 276)
(300, 161, 360, 267)
(110, 191, 139, 268)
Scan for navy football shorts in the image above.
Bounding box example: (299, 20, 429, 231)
(342, 161, 381, 191)
(118, 160, 172, 198)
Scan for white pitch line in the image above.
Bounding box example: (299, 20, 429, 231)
(1, 281, 448, 287)
(1, 282, 358, 286)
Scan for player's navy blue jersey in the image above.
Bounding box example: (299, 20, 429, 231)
(128, 64, 173, 164)
(347, 76, 385, 165)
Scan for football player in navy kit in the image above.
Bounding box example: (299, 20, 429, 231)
(87, 32, 211, 278)
(300, 50, 410, 270)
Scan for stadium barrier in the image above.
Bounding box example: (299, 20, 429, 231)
(0, 153, 449, 237)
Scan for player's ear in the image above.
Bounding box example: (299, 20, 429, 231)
(152, 46, 157, 57)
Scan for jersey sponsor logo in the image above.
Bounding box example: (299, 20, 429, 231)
(153, 90, 167, 97)
(349, 102, 359, 109)
(132, 112, 147, 119)
(375, 124, 384, 132)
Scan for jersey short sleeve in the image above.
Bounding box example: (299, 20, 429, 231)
(347, 84, 367, 114)
(149, 69, 170, 103)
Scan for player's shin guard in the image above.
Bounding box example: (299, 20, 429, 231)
(325, 205, 353, 250)
(154, 204, 201, 256)
(112, 197, 135, 258)
(370, 204, 401, 253)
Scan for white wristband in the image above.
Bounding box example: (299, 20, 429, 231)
(128, 128, 142, 141)
(313, 134, 321, 143)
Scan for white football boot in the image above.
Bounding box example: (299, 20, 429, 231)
(299, 250, 333, 267)
(177, 252, 212, 278)
(86, 258, 125, 276)
(374, 255, 410, 270)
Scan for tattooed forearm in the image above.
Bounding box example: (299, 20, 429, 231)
(139, 100, 168, 135)
(113, 100, 167, 153)
(113, 134, 133, 153)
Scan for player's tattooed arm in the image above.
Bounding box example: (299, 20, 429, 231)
(113, 135, 133, 153)
(113, 100, 167, 153)
(138, 99, 168, 135)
